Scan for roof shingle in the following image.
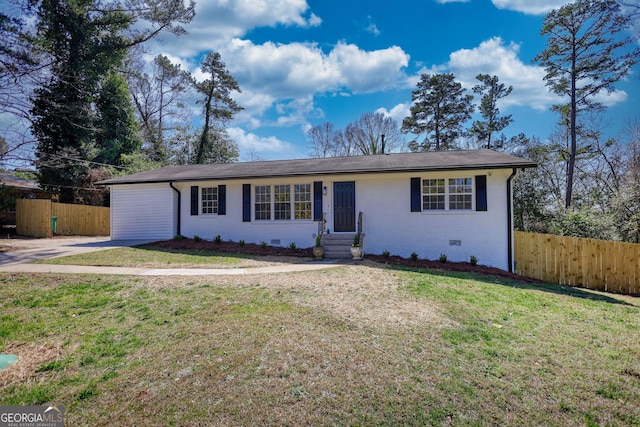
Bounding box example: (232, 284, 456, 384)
(97, 149, 536, 185)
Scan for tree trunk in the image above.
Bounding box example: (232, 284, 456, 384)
(565, 40, 578, 209)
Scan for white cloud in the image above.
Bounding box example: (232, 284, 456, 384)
(491, 0, 572, 15)
(221, 39, 409, 99)
(365, 16, 380, 36)
(376, 104, 411, 124)
(227, 127, 297, 158)
(146, 0, 320, 57)
(446, 37, 554, 110)
(444, 37, 628, 110)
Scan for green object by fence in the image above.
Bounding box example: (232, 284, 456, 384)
(52, 216, 57, 233)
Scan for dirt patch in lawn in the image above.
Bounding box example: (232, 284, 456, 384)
(0, 343, 64, 386)
(137, 263, 452, 330)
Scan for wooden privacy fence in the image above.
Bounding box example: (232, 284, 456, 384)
(16, 199, 110, 238)
(514, 231, 639, 296)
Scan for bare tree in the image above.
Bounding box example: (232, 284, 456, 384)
(307, 122, 341, 158)
(344, 112, 402, 155)
(125, 50, 194, 164)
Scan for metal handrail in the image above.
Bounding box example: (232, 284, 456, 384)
(317, 212, 327, 237)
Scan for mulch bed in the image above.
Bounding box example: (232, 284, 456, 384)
(147, 238, 539, 283)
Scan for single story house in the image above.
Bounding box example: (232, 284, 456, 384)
(97, 149, 536, 272)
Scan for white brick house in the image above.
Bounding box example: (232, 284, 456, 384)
(98, 149, 535, 272)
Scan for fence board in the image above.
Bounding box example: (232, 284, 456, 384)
(16, 200, 109, 237)
(515, 231, 640, 296)
(16, 199, 52, 238)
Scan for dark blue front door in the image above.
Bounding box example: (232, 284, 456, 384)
(333, 181, 355, 232)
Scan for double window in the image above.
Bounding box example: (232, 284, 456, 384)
(255, 184, 312, 221)
(422, 177, 473, 211)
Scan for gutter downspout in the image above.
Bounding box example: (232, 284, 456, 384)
(506, 168, 517, 273)
(169, 182, 181, 237)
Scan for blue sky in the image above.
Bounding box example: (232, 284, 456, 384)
(5, 0, 639, 164)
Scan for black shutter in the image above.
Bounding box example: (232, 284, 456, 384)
(190, 186, 199, 216)
(242, 184, 251, 222)
(475, 175, 487, 211)
(410, 177, 421, 212)
(218, 185, 226, 215)
(313, 181, 323, 221)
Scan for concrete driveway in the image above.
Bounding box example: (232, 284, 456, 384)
(0, 236, 154, 267)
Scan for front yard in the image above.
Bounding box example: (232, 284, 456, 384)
(1, 248, 639, 426)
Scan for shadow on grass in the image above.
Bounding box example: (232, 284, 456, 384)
(383, 263, 639, 308)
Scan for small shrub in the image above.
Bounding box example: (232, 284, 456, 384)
(289, 242, 297, 251)
(172, 235, 184, 241)
(410, 252, 418, 261)
(382, 250, 390, 259)
(260, 241, 267, 249)
(470, 255, 478, 266)
(239, 239, 245, 246)
(193, 235, 203, 243)
(439, 253, 447, 263)
(315, 235, 322, 247)
(352, 234, 360, 247)
(214, 235, 222, 243)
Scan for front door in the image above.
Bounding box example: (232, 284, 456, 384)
(333, 181, 355, 232)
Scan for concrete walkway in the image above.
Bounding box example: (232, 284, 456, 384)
(0, 259, 351, 276)
(0, 236, 352, 276)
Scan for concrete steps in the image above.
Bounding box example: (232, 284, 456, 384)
(321, 233, 355, 259)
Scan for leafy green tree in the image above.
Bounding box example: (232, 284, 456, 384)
(401, 73, 474, 151)
(534, 0, 639, 208)
(470, 74, 513, 150)
(29, 0, 194, 202)
(193, 52, 242, 164)
(94, 72, 142, 166)
(31, 0, 130, 201)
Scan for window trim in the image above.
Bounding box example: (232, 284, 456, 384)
(420, 176, 475, 212)
(200, 186, 219, 215)
(254, 183, 313, 221)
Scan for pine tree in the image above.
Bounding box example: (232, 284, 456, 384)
(193, 52, 243, 164)
(401, 73, 474, 151)
(94, 72, 142, 166)
(535, 0, 639, 208)
(470, 74, 513, 150)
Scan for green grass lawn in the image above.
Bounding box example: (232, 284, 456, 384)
(29, 245, 281, 268)
(0, 259, 638, 426)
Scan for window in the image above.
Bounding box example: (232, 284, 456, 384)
(422, 179, 445, 210)
(274, 185, 291, 220)
(201, 187, 218, 214)
(294, 184, 312, 219)
(254, 183, 313, 220)
(255, 185, 271, 220)
(448, 178, 472, 210)
(421, 177, 473, 211)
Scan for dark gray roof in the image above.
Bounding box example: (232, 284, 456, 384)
(97, 149, 536, 185)
(0, 172, 40, 190)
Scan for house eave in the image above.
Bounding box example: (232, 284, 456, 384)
(98, 161, 536, 186)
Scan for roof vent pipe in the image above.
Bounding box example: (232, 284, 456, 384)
(381, 134, 385, 154)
